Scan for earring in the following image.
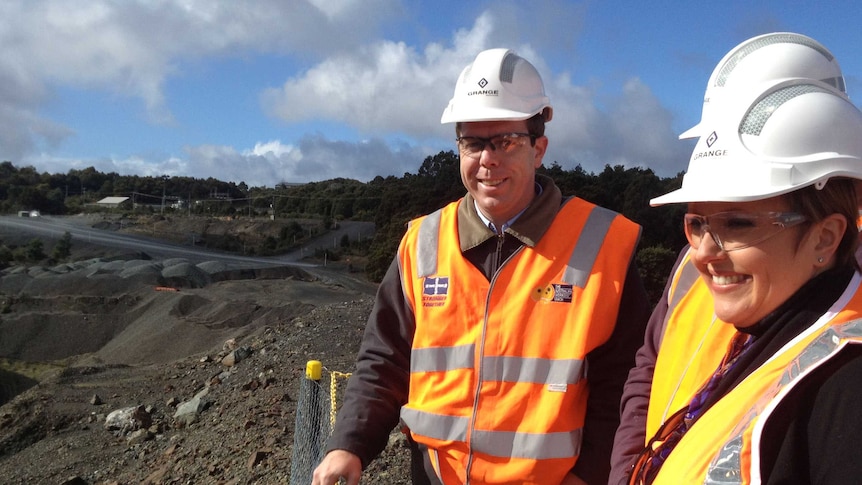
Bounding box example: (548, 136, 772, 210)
(817, 256, 824, 263)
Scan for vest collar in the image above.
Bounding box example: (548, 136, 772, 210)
(457, 174, 563, 252)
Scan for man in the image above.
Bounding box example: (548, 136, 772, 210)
(313, 48, 649, 485)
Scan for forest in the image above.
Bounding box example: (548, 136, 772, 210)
(0, 154, 688, 303)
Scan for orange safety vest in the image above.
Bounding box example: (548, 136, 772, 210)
(398, 197, 641, 484)
(645, 250, 737, 440)
(652, 272, 862, 484)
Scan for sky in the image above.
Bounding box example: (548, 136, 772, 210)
(2, 0, 861, 187)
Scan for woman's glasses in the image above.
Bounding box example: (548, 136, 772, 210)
(683, 211, 808, 252)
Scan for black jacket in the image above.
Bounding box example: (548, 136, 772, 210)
(325, 175, 650, 485)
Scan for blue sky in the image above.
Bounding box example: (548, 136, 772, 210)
(2, 0, 861, 187)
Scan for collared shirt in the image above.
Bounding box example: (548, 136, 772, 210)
(474, 182, 543, 234)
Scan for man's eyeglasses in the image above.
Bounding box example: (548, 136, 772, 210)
(683, 211, 808, 252)
(456, 132, 535, 158)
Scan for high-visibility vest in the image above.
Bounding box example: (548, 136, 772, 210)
(646, 250, 737, 440)
(652, 272, 862, 484)
(399, 197, 641, 484)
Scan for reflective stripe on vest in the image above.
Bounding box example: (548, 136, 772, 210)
(647, 250, 737, 438)
(651, 271, 862, 485)
(402, 199, 631, 463)
(416, 208, 442, 278)
(658, 250, 701, 347)
(401, 407, 584, 460)
(411, 345, 585, 384)
(705, 318, 862, 485)
(415, 204, 618, 287)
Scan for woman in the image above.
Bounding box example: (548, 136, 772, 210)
(628, 76, 862, 484)
(609, 33, 850, 484)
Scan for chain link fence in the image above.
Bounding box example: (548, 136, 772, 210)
(289, 361, 352, 485)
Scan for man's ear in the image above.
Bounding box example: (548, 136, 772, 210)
(532, 136, 548, 168)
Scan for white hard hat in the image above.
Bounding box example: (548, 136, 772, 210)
(440, 48, 553, 124)
(652, 78, 862, 206)
(679, 32, 846, 140)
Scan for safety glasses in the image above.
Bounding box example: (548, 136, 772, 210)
(683, 211, 808, 252)
(456, 132, 535, 158)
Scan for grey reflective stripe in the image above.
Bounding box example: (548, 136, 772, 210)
(562, 205, 616, 288)
(483, 355, 584, 385)
(472, 428, 582, 460)
(704, 317, 862, 485)
(417, 209, 443, 278)
(411, 349, 583, 384)
(401, 407, 469, 442)
(669, 256, 699, 313)
(411, 344, 475, 372)
(415, 203, 622, 288)
(658, 253, 700, 347)
(401, 407, 582, 460)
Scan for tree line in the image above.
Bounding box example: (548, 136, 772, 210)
(0, 155, 688, 303)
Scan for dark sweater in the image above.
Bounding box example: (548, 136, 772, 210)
(325, 176, 651, 485)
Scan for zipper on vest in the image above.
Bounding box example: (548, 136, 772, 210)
(465, 233, 522, 483)
(491, 232, 505, 276)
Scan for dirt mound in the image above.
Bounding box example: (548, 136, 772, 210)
(0, 258, 410, 483)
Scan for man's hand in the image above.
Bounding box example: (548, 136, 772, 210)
(312, 450, 362, 485)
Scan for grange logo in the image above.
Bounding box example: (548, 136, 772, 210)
(467, 77, 498, 97)
(706, 131, 718, 147)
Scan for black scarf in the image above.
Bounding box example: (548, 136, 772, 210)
(699, 266, 856, 414)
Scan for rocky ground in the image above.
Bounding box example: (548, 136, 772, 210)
(0, 218, 411, 484)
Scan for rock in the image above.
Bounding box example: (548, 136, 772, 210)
(142, 464, 170, 485)
(104, 405, 152, 433)
(60, 477, 88, 485)
(173, 388, 210, 426)
(247, 449, 270, 471)
(241, 378, 260, 391)
(221, 346, 252, 367)
(127, 428, 154, 445)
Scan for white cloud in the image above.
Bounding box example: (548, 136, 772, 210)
(543, 77, 690, 172)
(3, 1, 691, 185)
(261, 41, 461, 140)
(22, 134, 427, 188)
(180, 136, 428, 186)
(262, 8, 688, 175)
(0, 0, 401, 162)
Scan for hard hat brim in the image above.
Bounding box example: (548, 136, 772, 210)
(440, 105, 550, 124)
(678, 123, 701, 140)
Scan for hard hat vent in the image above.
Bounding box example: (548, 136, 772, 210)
(716, 33, 835, 87)
(824, 76, 846, 93)
(741, 84, 830, 136)
(500, 53, 518, 83)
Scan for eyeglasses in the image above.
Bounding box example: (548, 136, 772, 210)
(683, 211, 808, 252)
(455, 132, 535, 158)
(628, 406, 689, 485)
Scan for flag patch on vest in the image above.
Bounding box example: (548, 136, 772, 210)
(532, 284, 574, 303)
(422, 276, 449, 307)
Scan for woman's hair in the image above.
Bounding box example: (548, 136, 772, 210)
(786, 177, 860, 270)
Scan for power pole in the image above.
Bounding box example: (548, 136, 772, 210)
(161, 175, 167, 214)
